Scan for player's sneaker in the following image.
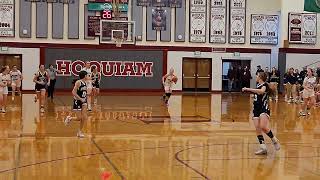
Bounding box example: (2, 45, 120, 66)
(77, 131, 85, 138)
(272, 137, 281, 151)
(255, 144, 267, 155)
(299, 111, 306, 116)
(64, 116, 72, 126)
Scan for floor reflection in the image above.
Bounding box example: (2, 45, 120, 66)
(0, 93, 319, 179)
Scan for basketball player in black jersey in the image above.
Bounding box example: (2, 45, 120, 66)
(91, 66, 101, 105)
(242, 72, 280, 155)
(33, 65, 50, 113)
(64, 71, 88, 138)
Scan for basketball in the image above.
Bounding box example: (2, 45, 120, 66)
(172, 76, 178, 84)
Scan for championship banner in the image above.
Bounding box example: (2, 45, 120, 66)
(210, 0, 226, 43)
(288, 13, 317, 44)
(87, 16, 100, 37)
(189, 0, 206, 43)
(88, 0, 128, 3)
(45, 48, 164, 89)
(250, 14, 279, 44)
(152, 0, 168, 7)
(229, 0, 246, 44)
(137, 0, 150, 6)
(152, 9, 166, 31)
(169, 0, 181, 8)
(0, 0, 14, 37)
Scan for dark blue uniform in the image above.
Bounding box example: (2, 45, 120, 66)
(73, 80, 87, 111)
(253, 83, 270, 118)
(92, 72, 100, 88)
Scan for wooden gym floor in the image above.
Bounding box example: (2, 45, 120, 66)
(0, 93, 319, 180)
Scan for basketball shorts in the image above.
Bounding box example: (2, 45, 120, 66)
(164, 85, 172, 93)
(12, 80, 21, 88)
(93, 82, 100, 88)
(253, 108, 270, 118)
(73, 99, 87, 111)
(303, 89, 315, 99)
(35, 84, 46, 92)
(2, 87, 8, 95)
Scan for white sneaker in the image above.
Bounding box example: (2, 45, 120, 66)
(272, 138, 281, 151)
(255, 144, 267, 155)
(1, 108, 6, 113)
(299, 111, 306, 116)
(40, 107, 45, 113)
(77, 131, 85, 138)
(64, 116, 72, 126)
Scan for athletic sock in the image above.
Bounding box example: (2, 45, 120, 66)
(257, 135, 265, 144)
(266, 130, 274, 139)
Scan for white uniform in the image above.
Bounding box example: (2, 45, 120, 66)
(10, 70, 22, 87)
(0, 73, 10, 95)
(303, 76, 317, 98)
(81, 67, 93, 89)
(164, 74, 174, 93)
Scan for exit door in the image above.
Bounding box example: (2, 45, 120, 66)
(182, 58, 212, 92)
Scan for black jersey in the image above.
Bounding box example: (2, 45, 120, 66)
(91, 72, 99, 84)
(253, 83, 270, 117)
(76, 80, 87, 99)
(36, 71, 48, 84)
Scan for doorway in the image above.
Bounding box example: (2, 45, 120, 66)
(182, 58, 212, 92)
(222, 59, 251, 92)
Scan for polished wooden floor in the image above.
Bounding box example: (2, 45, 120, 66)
(0, 93, 319, 180)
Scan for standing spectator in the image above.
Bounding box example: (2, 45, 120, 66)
(316, 66, 320, 77)
(236, 65, 243, 91)
(227, 66, 236, 92)
(295, 69, 303, 102)
(47, 64, 61, 100)
(269, 67, 280, 101)
(265, 67, 270, 82)
(241, 66, 252, 88)
(283, 69, 289, 101)
(256, 65, 264, 75)
(286, 68, 298, 103)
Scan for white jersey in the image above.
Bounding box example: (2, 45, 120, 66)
(10, 70, 22, 81)
(303, 76, 317, 90)
(81, 67, 92, 87)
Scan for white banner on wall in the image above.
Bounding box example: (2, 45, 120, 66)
(189, 0, 206, 43)
(250, 14, 279, 45)
(210, 0, 226, 43)
(0, 0, 14, 37)
(229, 0, 246, 44)
(288, 12, 317, 44)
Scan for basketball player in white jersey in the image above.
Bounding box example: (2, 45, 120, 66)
(0, 66, 11, 113)
(81, 61, 93, 111)
(299, 68, 317, 116)
(10, 65, 23, 100)
(162, 68, 175, 106)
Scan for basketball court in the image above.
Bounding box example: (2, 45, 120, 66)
(0, 0, 320, 179)
(0, 93, 319, 180)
